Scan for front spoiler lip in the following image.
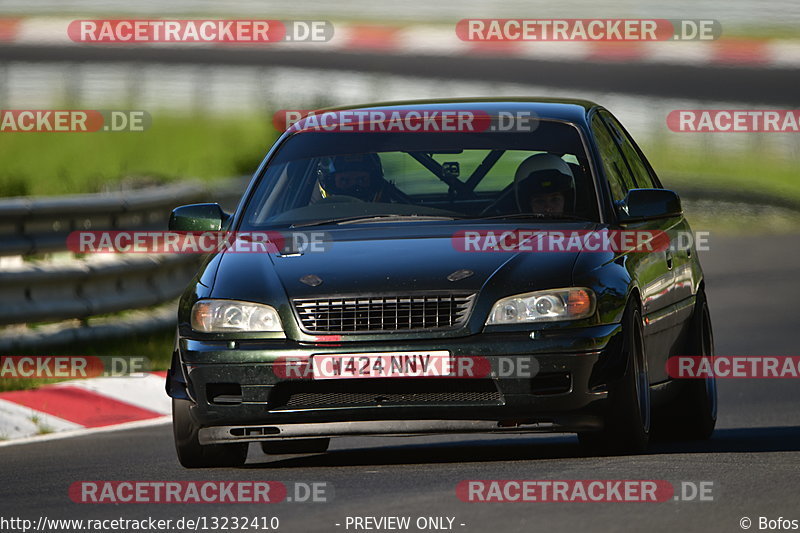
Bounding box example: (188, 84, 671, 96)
(197, 418, 602, 445)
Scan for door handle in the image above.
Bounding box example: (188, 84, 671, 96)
(665, 250, 673, 270)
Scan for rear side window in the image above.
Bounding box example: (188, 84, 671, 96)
(591, 114, 635, 203)
(600, 110, 661, 189)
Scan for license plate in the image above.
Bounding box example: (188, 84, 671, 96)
(311, 351, 452, 380)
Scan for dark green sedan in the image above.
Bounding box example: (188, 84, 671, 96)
(166, 98, 716, 467)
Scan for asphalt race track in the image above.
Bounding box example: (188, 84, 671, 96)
(2, 233, 799, 532)
(1, 44, 799, 105)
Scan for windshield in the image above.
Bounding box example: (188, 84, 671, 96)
(239, 122, 598, 229)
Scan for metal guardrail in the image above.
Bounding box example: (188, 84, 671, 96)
(0, 177, 247, 332)
(0, 302, 178, 353)
(0, 254, 199, 325)
(0, 181, 210, 257)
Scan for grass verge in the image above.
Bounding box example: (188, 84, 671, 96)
(646, 142, 800, 203)
(0, 113, 276, 197)
(0, 328, 174, 393)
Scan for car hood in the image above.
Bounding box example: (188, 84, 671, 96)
(209, 223, 595, 301)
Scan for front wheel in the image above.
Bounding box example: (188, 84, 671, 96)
(172, 398, 248, 468)
(579, 301, 650, 455)
(653, 289, 717, 440)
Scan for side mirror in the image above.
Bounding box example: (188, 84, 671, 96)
(169, 203, 229, 231)
(616, 189, 682, 223)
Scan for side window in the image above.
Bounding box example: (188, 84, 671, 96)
(590, 114, 635, 203)
(600, 111, 660, 189)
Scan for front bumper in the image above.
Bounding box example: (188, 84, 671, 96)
(170, 324, 624, 443)
(197, 419, 599, 445)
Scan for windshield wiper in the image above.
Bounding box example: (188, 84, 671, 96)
(469, 212, 593, 222)
(291, 214, 458, 228)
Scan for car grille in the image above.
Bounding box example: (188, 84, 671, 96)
(293, 293, 476, 334)
(270, 379, 502, 409)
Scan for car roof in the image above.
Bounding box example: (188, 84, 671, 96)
(315, 97, 599, 126)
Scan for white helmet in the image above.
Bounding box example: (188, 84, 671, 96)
(514, 154, 576, 212)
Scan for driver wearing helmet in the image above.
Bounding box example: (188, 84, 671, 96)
(514, 154, 576, 215)
(317, 153, 386, 202)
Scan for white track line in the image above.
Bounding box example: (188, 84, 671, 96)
(60, 373, 172, 415)
(0, 415, 171, 448)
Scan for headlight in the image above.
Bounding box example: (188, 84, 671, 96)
(486, 288, 595, 325)
(191, 299, 283, 332)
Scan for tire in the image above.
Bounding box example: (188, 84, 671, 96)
(652, 289, 717, 440)
(579, 300, 651, 455)
(172, 398, 248, 468)
(261, 438, 330, 455)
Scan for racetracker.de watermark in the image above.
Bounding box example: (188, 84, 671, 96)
(456, 19, 721, 41)
(0, 356, 150, 379)
(67, 231, 330, 254)
(68, 19, 333, 43)
(667, 356, 800, 378)
(457, 480, 714, 502)
(452, 230, 710, 253)
(69, 481, 331, 503)
(272, 354, 538, 380)
(0, 110, 150, 132)
(273, 109, 540, 133)
(667, 110, 800, 132)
